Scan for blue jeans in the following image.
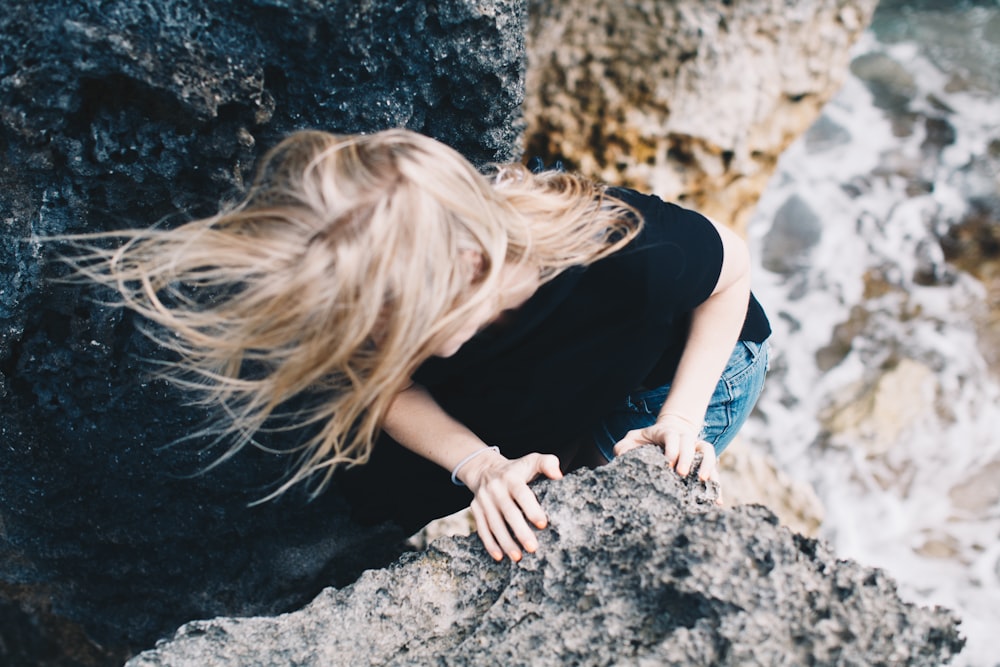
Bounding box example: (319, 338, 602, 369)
(592, 339, 769, 461)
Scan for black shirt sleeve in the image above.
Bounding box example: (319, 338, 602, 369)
(608, 188, 723, 313)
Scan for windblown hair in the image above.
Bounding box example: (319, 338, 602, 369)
(66, 128, 641, 498)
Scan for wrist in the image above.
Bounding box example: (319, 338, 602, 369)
(656, 411, 706, 433)
(450, 446, 503, 488)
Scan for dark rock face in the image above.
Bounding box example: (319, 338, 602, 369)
(128, 447, 965, 667)
(0, 0, 525, 655)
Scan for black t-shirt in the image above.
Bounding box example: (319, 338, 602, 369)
(340, 188, 770, 530)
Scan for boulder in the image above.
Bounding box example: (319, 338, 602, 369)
(717, 438, 825, 538)
(820, 357, 936, 459)
(523, 0, 879, 232)
(0, 0, 525, 656)
(128, 447, 964, 667)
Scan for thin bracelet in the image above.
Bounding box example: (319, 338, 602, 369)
(450, 446, 500, 486)
(659, 412, 706, 431)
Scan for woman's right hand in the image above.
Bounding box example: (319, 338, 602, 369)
(457, 450, 563, 562)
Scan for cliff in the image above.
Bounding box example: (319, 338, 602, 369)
(0, 0, 962, 665)
(0, 0, 523, 661)
(524, 0, 880, 232)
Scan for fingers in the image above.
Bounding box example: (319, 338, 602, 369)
(511, 482, 547, 530)
(612, 428, 649, 457)
(663, 429, 685, 471)
(471, 453, 560, 562)
(612, 424, 721, 491)
(614, 425, 693, 473)
(692, 441, 724, 505)
(471, 490, 526, 562)
(470, 501, 504, 562)
(538, 454, 564, 482)
(694, 441, 718, 482)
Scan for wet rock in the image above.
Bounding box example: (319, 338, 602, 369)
(820, 357, 936, 458)
(805, 114, 852, 154)
(914, 533, 962, 561)
(948, 460, 1000, 514)
(718, 438, 825, 538)
(760, 194, 824, 275)
(0, 0, 525, 654)
(938, 197, 1000, 373)
(128, 448, 964, 667)
(869, 0, 1000, 96)
(850, 51, 919, 113)
(921, 116, 957, 156)
(816, 304, 872, 372)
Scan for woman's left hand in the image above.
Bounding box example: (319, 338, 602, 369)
(612, 413, 719, 483)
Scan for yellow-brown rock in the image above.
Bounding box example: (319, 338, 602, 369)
(524, 0, 879, 232)
(820, 357, 936, 458)
(718, 437, 825, 537)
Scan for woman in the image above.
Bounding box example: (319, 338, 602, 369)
(72, 128, 769, 563)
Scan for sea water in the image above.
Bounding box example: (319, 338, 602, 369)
(742, 2, 1000, 665)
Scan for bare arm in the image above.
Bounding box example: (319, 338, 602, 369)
(383, 383, 562, 562)
(614, 218, 751, 481)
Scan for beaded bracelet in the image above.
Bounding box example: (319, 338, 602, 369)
(450, 446, 500, 486)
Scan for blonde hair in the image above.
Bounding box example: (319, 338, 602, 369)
(66, 128, 641, 498)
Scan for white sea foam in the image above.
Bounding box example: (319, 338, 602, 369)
(742, 24, 1000, 667)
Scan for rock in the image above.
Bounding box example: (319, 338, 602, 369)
(0, 581, 131, 667)
(523, 0, 879, 232)
(0, 0, 903, 661)
(948, 459, 1000, 514)
(417, 439, 831, 546)
(920, 116, 957, 156)
(805, 114, 853, 154)
(407, 507, 476, 551)
(0, 0, 525, 654)
(128, 447, 964, 667)
(815, 304, 872, 372)
(937, 157, 1000, 374)
(718, 438, 825, 538)
(820, 357, 936, 458)
(849, 51, 918, 113)
(869, 0, 1000, 96)
(760, 194, 824, 275)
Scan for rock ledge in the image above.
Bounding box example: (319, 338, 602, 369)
(130, 447, 964, 667)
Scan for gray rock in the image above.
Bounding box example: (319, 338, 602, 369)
(0, 0, 525, 653)
(849, 52, 918, 113)
(805, 114, 853, 154)
(129, 447, 965, 667)
(761, 194, 824, 275)
(869, 0, 1000, 96)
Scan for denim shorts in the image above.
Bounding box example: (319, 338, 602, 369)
(592, 339, 769, 461)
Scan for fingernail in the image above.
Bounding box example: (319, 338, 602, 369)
(491, 551, 503, 561)
(525, 541, 537, 553)
(536, 520, 547, 530)
(510, 551, 522, 562)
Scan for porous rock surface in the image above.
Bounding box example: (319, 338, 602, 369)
(524, 0, 880, 231)
(130, 448, 964, 667)
(0, 0, 524, 655)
